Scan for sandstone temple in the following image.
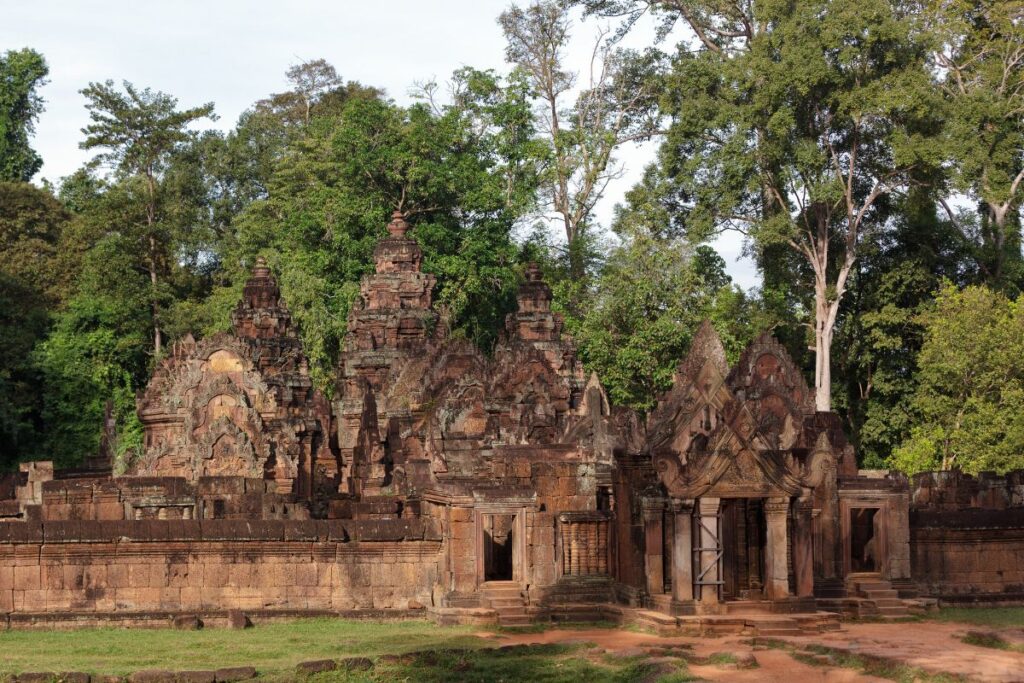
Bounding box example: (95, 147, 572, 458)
(2, 211, 1022, 632)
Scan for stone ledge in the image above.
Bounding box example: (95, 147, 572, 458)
(2, 608, 431, 630)
(0, 518, 442, 545)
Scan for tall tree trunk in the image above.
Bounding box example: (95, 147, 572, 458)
(814, 292, 833, 413)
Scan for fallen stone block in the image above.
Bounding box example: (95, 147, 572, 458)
(212, 668, 255, 682)
(58, 675, 91, 683)
(340, 657, 373, 672)
(16, 674, 58, 683)
(226, 610, 251, 629)
(174, 672, 215, 683)
(171, 615, 202, 631)
(127, 672, 176, 683)
(295, 660, 336, 675)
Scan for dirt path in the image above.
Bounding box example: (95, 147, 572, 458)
(783, 621, 1024, 683)
(481, 620, 1024, 682)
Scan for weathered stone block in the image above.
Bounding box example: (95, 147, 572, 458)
(295, 660, 336, 675)
(172, 614, 202, 630)
(212, 667, 256, 682)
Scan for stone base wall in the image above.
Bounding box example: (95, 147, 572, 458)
(0, 519, 441, 618)
(910, 508, 1024, 602)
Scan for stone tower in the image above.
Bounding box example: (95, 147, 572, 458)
(134, 257, 333, 499)
(335, 211, 438, 493)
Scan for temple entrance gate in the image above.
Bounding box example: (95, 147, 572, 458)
(484, 514, 516, 581)
(719, 499, 766, 600)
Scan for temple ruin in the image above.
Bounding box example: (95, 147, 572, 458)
(1, 211, 1022, 631)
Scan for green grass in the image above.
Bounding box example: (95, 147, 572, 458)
(0, 618, 694, 683)
(0, 619, 480, 677)
(929, 607, 1024, 628)
(295, 643, 694, 683)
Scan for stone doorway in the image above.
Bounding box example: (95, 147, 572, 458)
(484, 513, 516, 581)
(850, 507, 880, 573)
(721, 499, 766, 600)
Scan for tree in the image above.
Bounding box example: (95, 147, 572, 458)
(218, 71, 541, 388)
(927, 0, 1024, 289)
(34, 230, 150, 467)
(891, 284, 1024, 475)
(587, 0, 942, 411)
(499, 1, 663, 279)
(0, 182, 68, 465)
(834, 186, 970, 466)
(0, 48, 48, 182)
(570, 164, 758, 411)
(79, 80, 215, 356)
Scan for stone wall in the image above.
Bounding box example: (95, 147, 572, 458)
(910, 508, 1024, 602)
(910, 470, 1024, 603)
(0, 519, 441, 623)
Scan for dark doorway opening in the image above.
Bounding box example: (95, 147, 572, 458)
(484, 514, 515, 581)
(721, 499, 766, 600)
(850, 508, 879, 572)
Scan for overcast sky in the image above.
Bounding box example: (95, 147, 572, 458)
(3, 0, 758, 288)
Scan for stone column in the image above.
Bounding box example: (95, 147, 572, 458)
(697, 497, 721, 605)
(671, 498, 695, 602)
(764, 496, 791, 600)
(642, 499, 665, 596)
(793, 495, 815, 598)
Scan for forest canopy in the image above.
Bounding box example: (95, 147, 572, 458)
(1, 0, 1022, 475)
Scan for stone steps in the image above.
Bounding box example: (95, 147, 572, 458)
(844, 576, 911, 618)
(480, 583, 531, 627)
(488, 597, 525, 608)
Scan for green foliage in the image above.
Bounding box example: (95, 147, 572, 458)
(79, 80, 216, 179)
(835, 187, 971, 467)
(0, 182, 68, 464)
(891, 284, 1024, 474)
(568, 167, 759, 411)
(34, 232, 150, 467)
(927, 0, 1024, 287)
(499, 1, 663, 280)
(616, 0, 944, 411)
(78, 79, 217, 356)
(0, 48, 48, 182)
(219, 72, 541, 388)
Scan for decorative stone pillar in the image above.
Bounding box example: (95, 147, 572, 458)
(642, 499, 665, 596)
(697, 497, 721, 605)
(793, 495, 815, 598)
(764, 496, 791, 599)
(671, 498, 695, 602)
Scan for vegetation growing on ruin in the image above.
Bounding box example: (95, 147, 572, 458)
(1, 0, 1022, 473)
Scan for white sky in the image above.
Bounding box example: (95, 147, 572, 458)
(2, 0, 758, 288)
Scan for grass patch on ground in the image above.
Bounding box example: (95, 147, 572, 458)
(0, 618, 481, 677)
(294, 643, 695, 683)
(0, 619, 695, 682)
(929, 607, 1024, 628)
(491, 619, 620, 634)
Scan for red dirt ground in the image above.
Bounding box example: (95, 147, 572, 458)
(480, 620, 1024, 682)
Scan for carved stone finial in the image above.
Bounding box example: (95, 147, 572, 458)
(525, 262, 543, 282)
(388, 211, 410, 237)
(253, 256, 270, 277)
